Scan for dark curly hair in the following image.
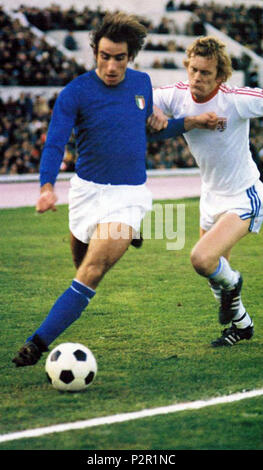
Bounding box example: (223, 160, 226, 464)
(90, 12, 147, 60)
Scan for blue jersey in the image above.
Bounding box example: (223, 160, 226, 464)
(40, 68, 153, 186)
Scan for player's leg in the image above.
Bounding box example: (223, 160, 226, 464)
(191, 212, 248, 309)
(201, 226, 231, 302)
(199, 225, 253, 346)
(70, 230, 144, 271)
(191, 212, 253, 343)
(12, 222, 133, 366)
(191, 212, 250, 278)
(70, 232, 88, 268)
(75, 222, 133, 289)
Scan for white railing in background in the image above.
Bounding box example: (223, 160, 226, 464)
(0, 168, 201, 184)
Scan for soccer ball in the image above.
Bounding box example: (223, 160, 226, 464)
(45, 342, 97, 392)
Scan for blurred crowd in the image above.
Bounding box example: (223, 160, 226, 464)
(0, 7, 86, 86)
(18, 4, 206, 38)
(18, 3, 206, 36)
(1, 3, 261, 86)
(144, 38, 184, 52)
(0, 92, 54, 175)
(19, 4, 106, 32)
(166, 1, 263, 55)
(18, 4, 178, 34)
(1, 2, 263, 177)
(151, 57, 179, 70)
(18, 1, 263, 55)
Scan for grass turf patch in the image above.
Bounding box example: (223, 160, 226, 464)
(0, 200, 263, 450)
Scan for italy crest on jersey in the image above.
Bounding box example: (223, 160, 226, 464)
(135, 95, 145, 110)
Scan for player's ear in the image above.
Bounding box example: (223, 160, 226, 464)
(92, 45, 98, 62)
(216, 76, 223, 86)
(183, 58, 189, 69)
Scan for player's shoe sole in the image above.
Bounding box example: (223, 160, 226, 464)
(211, 323, 254, 347)
(219, 273, 243, 325)
(12, 334, 48, 367)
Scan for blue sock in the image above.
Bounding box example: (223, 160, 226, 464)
(27, 280, 96, 347)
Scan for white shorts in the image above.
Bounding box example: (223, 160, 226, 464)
(68, 174, 153, 243)
(200, 180, 263, 233)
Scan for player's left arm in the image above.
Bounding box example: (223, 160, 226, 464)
(147, 110, 219, 142)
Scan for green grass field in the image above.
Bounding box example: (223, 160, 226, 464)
(1, 199, 263, 452)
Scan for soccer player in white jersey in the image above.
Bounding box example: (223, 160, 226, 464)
(153, 36, 263, 347)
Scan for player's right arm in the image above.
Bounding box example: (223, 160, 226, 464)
(36, 183, 58, 213)
(184, 112, 219, 130)
(36, 84, 78, 213)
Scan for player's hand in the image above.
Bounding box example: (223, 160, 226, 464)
(36, 187, 58, 213)
(147, 105, 168, 133)
(184, 112, 219, 131)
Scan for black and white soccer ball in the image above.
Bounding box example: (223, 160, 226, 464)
(45, 342, 97, 392)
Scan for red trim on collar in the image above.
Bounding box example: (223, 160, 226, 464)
(191, 85, 220, 103)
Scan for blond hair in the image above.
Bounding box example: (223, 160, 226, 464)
(183, 36, 232, 82)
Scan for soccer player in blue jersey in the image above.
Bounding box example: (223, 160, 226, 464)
(12, 12, 218, 366)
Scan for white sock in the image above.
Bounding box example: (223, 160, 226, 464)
(208, 281, 251, 328)
(208, 279, 221, 302)
(232, 302, 253, 329)
(209, 257, 239, 289)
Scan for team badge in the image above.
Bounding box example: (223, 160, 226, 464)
(135, 95, 145, 110)
(217, 117, 227, 132)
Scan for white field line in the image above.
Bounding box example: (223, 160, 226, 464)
(1, 388, 263, 444)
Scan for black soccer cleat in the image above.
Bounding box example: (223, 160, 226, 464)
(131, 232, 143, 248)
(12, 334, 48, 367)
(219, 273, 243, 325)
(211, 323, 254, 347)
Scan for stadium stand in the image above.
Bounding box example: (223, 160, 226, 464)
(0, 7, 86, 86)
(165, 1, 263, 54)
(1, 0, 263, 178)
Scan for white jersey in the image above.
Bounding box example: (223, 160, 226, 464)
(153, 81, 263, 195)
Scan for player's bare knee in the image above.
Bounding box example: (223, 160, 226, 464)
(190, 248, 213, 276)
